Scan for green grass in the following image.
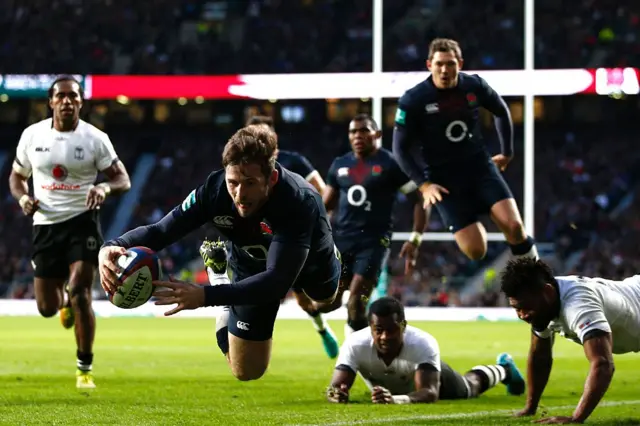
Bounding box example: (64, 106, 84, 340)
(1, 317, 639, 425)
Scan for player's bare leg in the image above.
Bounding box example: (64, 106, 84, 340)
(34, 278, 66, 318)
(344, 274, 376, 336)
(294, 290, 339, 359)
(227, 334, 272, 380)
(453, 222, 489, 260)
(68, 260, 97, 389)
(490, 198, 538, 259)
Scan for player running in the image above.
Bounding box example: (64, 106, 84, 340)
(9, 75, 131, 389)
(98, 125, 341, 382)
(326, 297, 525, 404)
(501, 257, 640, 424)
(242, 115, 339, 358)
(393, 38, 538, 262)
(322, 114, 429, 336)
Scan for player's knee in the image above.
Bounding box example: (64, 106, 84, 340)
(69, 286, 92, 309)
(37, 301, 59, 318)
(230, 366, 267, 381)
(461, 245, 486, 261)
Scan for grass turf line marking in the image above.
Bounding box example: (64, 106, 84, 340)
(306, 399, 640, 426)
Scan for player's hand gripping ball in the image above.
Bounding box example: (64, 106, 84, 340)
(108, 247, 162, 309)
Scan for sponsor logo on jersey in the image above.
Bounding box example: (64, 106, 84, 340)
(395, 108, 406, 125)
(52, 164, 68, 181)
(338, 167, 349, 177)
(41, 183, 81, 191)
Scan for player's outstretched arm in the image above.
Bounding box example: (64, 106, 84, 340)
(375, 364, 440, 404)
(569, 331, 615, 423)
(327, 366, 356, 403)
(516, 331, 554, 417)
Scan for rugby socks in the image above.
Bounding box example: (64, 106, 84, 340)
(215, 307, 230, 355)
(470, 364, 508, 393)
(77, 350, 93, 372)
(309, 310, 327, 332)
(208, 267, 231, 355)
(509, 236, 539, 260)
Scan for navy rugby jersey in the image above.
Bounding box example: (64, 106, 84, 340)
(104, 164, 337, 306)
(326, 148, 416, 239)
(393, 72, 513, 186)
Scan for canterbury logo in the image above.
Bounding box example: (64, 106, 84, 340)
(213, 216, 233, 227)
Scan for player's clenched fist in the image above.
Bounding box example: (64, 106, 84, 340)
(371, 386, 393, 404)
(18, 194, 39, 216)
(98, 245, 127, 294)
(326, 384, 349, 403)
(419, 182, 449, 207)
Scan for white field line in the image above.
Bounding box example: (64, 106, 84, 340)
(302, 399, 640, 426)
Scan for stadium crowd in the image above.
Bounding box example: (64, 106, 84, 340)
(0, 0, 637, 74)
(1, 0, 638, 306)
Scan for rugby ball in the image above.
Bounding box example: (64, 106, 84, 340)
(109, 247, 162, 309)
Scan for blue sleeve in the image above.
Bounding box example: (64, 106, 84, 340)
(393, 98, 430, 185)
(326, 159, 340, 188)
(102, 179, 213, 251)
(203, 196, 316, 305)
(292, 154, 316, 180)
(476, 76, 514, 157)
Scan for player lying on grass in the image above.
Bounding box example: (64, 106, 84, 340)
(501, 257, 640, 424)
(326, 297, 525, 404)
(98, 125, 342, 382)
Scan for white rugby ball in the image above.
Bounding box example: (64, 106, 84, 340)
(108, 246, 162, 309)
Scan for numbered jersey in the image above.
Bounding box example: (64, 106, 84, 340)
(534, 275, 640, 354)
(396, 72, 506, 176)
(177, 163, 337, 279)
(326, 148, 416, 239)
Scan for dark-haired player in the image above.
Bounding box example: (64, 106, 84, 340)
(98, 125, 341, 382)
(323, 114, 429, 337)
(326, 297, 525, 404)
(242, 115, 339, 358)
(393, 38, 537, 262)
(9, 75, 131, 388)
(501, 257, 640, 424)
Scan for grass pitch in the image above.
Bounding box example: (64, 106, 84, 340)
(1, 317, 639, 425)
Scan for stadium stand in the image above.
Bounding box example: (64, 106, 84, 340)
(0, 1, 638, 307)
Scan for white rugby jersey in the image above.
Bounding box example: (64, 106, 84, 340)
(13, 118, 118, 225)
(335, 325, 440, 394)
(535, 275, 640, 354)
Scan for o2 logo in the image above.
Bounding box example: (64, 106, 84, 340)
(445, 120, 469, 143)
(347, 185, 371, 211)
